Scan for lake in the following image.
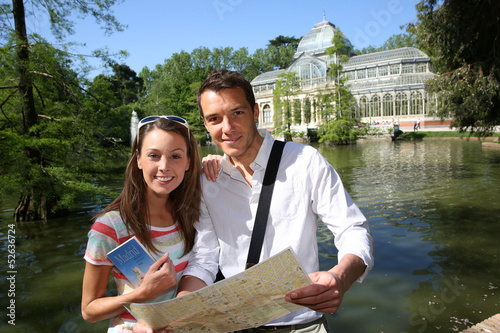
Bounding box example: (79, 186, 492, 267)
(1, 139, 499, 333)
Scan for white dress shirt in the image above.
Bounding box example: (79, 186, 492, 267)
(183, 129, 374, 326)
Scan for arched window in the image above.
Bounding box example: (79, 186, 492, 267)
(395, 93, 408, 116)
(263, 104, 272, 124)
(359, 96, 369, 118)
(411, 91, 423, 115)
(383, 94, 393, 117)
(289, 58, 327, 88)
(370, 95, 381, 117)
(299, 63, 323, 86)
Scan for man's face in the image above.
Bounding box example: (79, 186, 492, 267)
(200, 87, 260, 159)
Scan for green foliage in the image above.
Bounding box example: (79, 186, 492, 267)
(267, 35, 300, 50)
(136, 42, 298, 144)
(266, 36, 300, 70)
(1, 0, 127, 221)
(318, 116, 364, 145)
(412, 0, 500, 134)
(399, 131, 500, 138)
(136, 49, 212, 143)
(355, 31, 418, 55)
(0, 94, 122, 217)
(87, 64, 144, 145)
(326, 29, 353, 59)
(363, 125, 385, 137)
(267, 44, 297, 70)
(318, 28, 359, 144)
(427, 65, 500, 135)
(1, 0, 299, 221)
(1, 0, 125, 41)
(324, 28, 355, 117)
(110, 63, 144, 104)
(273, 72, 301, 141)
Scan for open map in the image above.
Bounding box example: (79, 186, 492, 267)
(122, 247, 312, 332)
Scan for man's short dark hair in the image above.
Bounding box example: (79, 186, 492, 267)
(197, 69, 256, 117)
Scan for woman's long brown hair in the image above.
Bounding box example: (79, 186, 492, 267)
(95, 118, 201, 256)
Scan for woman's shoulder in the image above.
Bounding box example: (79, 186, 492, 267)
(95, 210, 123, 225)
(91, 210, 129, 238)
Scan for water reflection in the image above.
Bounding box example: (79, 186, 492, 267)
(1, 140, 499, 333)
(317, 140, 500, 333)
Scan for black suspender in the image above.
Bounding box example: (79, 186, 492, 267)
(245, 140, 286, 269)
(215, 140, 286, 281)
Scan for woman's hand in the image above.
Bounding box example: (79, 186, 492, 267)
(135, 252, 177, 302)
(82, 253, 177, 323)
(133, 319, 171, 333)
(200, 154, 222, 182)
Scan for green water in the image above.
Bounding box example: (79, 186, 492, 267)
(1, 140, 499, 333)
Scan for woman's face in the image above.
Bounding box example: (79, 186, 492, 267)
(137, 128, 190, 201)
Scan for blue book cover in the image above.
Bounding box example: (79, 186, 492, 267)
(107, 236, 156, 288)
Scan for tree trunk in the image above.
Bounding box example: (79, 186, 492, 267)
(14, 188, 48, 222)
(12, 0, 46, 222)
(12, 0, 37, 131)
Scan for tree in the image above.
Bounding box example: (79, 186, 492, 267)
(211, 46, 234, 70)
(133, 36, 302, 146)
(267, 44, 297, 70)
(355, 31, 418, 54)
(245, 48, 274, 80)
(87, 66, 140, 145)
(380, 31, 418, 50)
(318, 116, 364, 145)
(318, 29, 360, 144)
(267, 35, 301, 50)
(136, 49, 211, 144)
(411, 0, 500, 135)
(267, 35, 300, 70)
(232, 47, 251, 74)
(325, 29, 355, 118)
(1, 0, 125, 221)
(273, 71, 301, 142)
(110, 63, 144, 104)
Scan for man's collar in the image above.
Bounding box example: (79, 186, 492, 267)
(253, 129, 274, 169)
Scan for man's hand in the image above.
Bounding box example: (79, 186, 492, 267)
(285, 271, 345, 314)
(285, 254, 366, 314)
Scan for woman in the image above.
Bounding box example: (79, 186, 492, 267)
(82, 116, 201, 332)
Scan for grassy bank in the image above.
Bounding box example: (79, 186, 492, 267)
(399, 131, 500, 139)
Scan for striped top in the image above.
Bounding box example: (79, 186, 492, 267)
(84, 210, 189, 333)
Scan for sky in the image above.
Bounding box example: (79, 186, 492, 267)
(27, 0, 421, 77)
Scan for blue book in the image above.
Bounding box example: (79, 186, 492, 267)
(107, 236, 156, 288)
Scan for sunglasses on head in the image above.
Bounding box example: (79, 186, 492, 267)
(137, 115, 190, 144)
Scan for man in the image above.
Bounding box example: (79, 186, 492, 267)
(136, 69, 374, 332)
(182, 69, 373, 331)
